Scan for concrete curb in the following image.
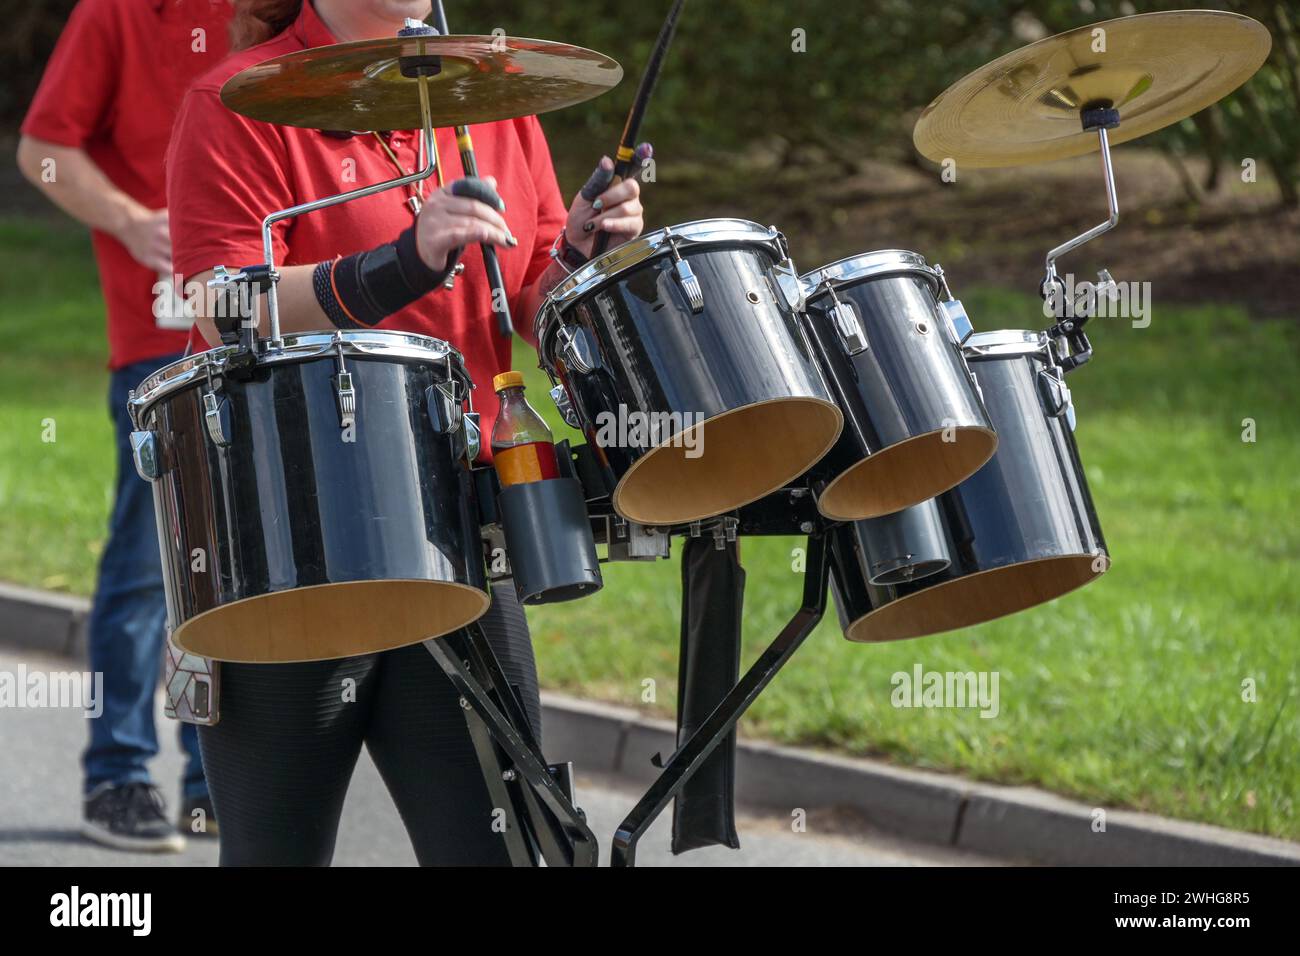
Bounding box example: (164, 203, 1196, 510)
(5, 583, 1298, 866)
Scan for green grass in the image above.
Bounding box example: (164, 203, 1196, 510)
(1, 215, 1297, 840)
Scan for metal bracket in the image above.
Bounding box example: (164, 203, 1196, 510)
(334, 372, 356, 430)
(556, 325, 599, 375)
(664, 229, 705, 313)
(549, 383, 581, 428)
(130, 430, 160, 482)
(1041, 119, 1119, 313)
(463, 410, 481, 462)
(770, 256, 806, 313)
(606, 519, 671, 560)
(824, 286, 867, 354)
(202, 392, 231, 447)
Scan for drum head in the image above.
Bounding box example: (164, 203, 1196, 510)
(816, 425, 997, 520)
(612, 397, 842, 526)
(171, 580, 491, 663)
(844, 554, 1103, 643)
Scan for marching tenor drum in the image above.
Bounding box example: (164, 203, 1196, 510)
(801, 251, 997, 520)
(128, 330, 490, 663)
(829, 329, 1108, 643)
(537, 218, 843, 526)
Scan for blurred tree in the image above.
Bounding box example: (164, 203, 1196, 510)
(3, 1, 1294, 206)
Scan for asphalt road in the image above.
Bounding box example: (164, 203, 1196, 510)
(0, 648, 998, 867)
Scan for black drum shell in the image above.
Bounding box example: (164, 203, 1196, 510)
(804, 264, 996, 519)
(543, 231, 841, 525)
(139, 352, 488, 661)
(854, 499, 951, 586)
(830, 337, 1107, 642)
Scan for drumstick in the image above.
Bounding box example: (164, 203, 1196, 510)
(431, 2, 515, 337)
(590, 0, 687, 258)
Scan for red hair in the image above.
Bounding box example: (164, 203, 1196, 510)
(230, 0, 303, 51)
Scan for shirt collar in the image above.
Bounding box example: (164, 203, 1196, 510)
(292, 0, 341, 50)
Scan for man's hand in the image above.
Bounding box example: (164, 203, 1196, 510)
(565, 156, 644, 258)
(415, 175, 514, 273)
(117, 207, 172, 274)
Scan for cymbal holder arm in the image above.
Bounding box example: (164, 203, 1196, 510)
(1041, 110, 1120, 372)
(258, 70, 438, 350)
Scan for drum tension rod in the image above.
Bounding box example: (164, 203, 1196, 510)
(1041, 103, 1122, 373)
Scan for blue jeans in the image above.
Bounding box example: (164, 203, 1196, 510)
(83, 353, 207, 800)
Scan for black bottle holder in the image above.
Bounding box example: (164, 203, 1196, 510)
(497, 477, 604, 605)
(855, 500, 952, 586)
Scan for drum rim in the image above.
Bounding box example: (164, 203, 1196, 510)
(537, 217, 783, 333)
(843, 551, 1107, 643)
(129, 329, 465, 421)
(800, 249, 939, 296)
(962, 329, 1049, 358)
(170, 577, 492, 663)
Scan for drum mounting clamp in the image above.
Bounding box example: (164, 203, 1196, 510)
(663, 228, 705, 314)
(688, 516, 738, 550)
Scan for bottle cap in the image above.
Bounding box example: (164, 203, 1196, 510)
(493, 370, 524, 392)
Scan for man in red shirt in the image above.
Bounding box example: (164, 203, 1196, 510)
(17, 0, 232, 852)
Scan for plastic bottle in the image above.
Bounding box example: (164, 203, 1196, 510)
(491, 371, 560, 487)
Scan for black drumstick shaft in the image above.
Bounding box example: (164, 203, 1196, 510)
(590, 0, 686, 258)
(432, 2, 514, 337)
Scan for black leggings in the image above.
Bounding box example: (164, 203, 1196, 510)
(197, 585, 539, 866)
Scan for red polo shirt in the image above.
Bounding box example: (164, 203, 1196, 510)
(21, 0, 232, 370)
(167, 1, 569, 446)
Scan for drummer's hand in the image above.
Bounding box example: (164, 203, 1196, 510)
(415, 176, 514, 273)
(566, 156, 643, 257)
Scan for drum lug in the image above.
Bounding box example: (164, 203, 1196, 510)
(672, 257, 705, 313)
(663, 231, 705, 313)
(463, 411, 481, 462)
(825, 287, 867, 355)
(770, 258, 806, 313)
(1037, 367, 1074, 422)
(426, 381, 465, 435)
(549, 384, 581, 429)
(202, 392, 231, 448)
(938, 298, 974, 345)
(557, 325, 599, 375)
(130, 430, 160, 482)
(333, 371, 357, 429)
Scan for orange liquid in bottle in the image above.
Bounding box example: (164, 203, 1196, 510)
(494, 440, 560, 488)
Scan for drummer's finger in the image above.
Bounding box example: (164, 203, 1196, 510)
(583, 198, 643, 232)
(589, 213, 643, 236)
(592, 176, 640, 212)
(439, 194, 511, 233)
(579, 156, 615, 202)
(444, 219, 515, 249)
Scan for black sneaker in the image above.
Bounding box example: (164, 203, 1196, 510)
(179, 794, 219, 838)
(82, 783, 186, 853)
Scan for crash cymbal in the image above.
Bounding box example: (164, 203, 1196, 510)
(913, 11, 1271, 168)
(221, 35, 622, 131)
